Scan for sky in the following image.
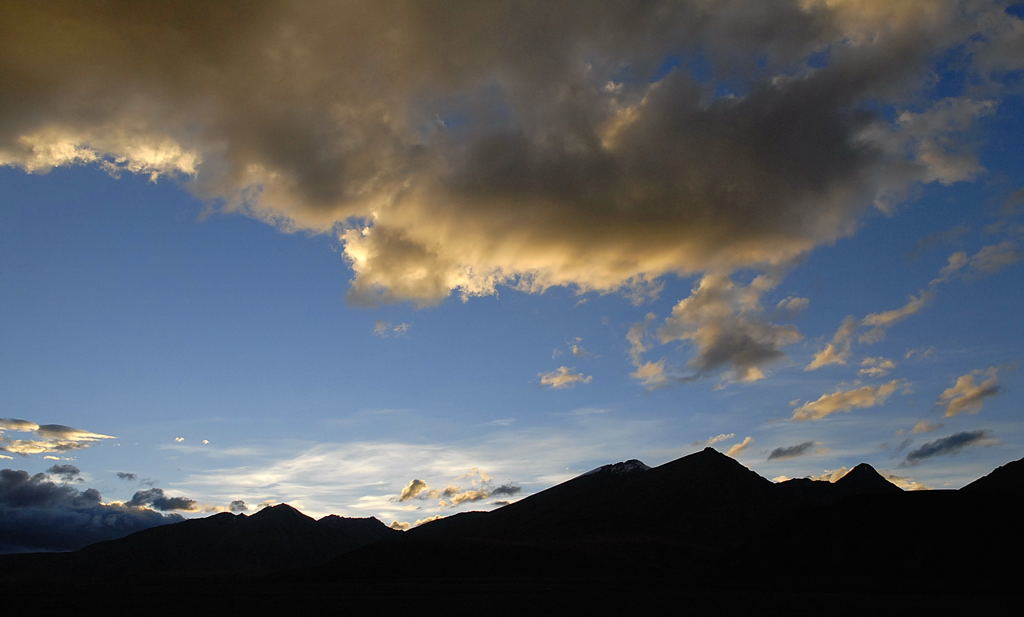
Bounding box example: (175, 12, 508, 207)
(2, 0, 1024, 535)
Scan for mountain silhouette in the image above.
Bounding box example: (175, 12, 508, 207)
(961, 455, 1024, 492)
(2, 449, 1021, 612)
(834, 462, 903, 495)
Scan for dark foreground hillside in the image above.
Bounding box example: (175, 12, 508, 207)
(3, 448, 1021, 614)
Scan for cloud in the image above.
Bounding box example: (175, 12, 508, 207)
(935, 242, 1022, 283)
(656, 274, 802, 383)
(726, 436, 754, 457)
(859, 356, 896, 378)
(911, 420, 943, 434)
(115, 472, 138, 481)
(904, 346, 936, 360)
(806, 316, 858, 370)
(0, 418, 115, 456)
(791, 380, 901, 421)
(46, 464, 81, 481)
(538, 366, 592, 389)
(398, 478, 430, 502)
(402, 471, 521, 509)
(0, 1, 1009, 308)
(389, 520, 410, 531)
(775, 296, 810, 315)
(767, 441, 816, 461)
(174, 437, 185, 443)
(938, 367, 1000, 417)
(861, 290, 931, 335)
(228, 499, 248, 513)
(630, 359, 672, 390)
(490, 484, 521, 497)
(700, 433, 736, 448)
(904, 430, 994, 465)
(0, 468, 182, 552)
(125, 488, 198, 512)
(373, 320, 412, 338)
(0, 419, 37, 432)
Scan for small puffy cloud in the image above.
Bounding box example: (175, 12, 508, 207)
(397, 469, 519, 509)
(904, 430, 994, 465)
(859, 356, 896, 378)
(657, 274, 802, 383)
(398, 478, 430, 502)
(911, 420, 943, 434)
(569, 338, 590, 358)
(767, 441, 816, 461)
(228, 500, 248, 513)
(726, 436, 754, 457)
(490, 484, 521, 497)
(174, 437, 185, 443)
(389, 520, 410, 531)
(115, 472, 138, 481)
(700, 433, 736, 448)
(630, 359, 671, 390)
(447, 489, 490, 506)
(539, 366, 592, 389)
(791, 380, 901, 421)
(125, 488, 198, 512)
(46, 464, 81, 481)
(0, 455, 11, 460)
(201, 439, 210, 445)
(373, 320, 412, 338)
(806, 316, 857, 370)
(939, 367, 1000, 417)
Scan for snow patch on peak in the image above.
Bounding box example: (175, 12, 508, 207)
(583, 459, 651, 477)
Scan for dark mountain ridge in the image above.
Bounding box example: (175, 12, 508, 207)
(2, 449, 1021, 612)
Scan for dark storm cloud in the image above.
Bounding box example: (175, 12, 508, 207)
(768, 441, 816, 461)
(0, 0, 1012, 308)
(46, 464, 82, 481)
(904, 430, 992, 465)
(229, 500, 248, 512)
(490, 484, 521, 497)
(125, 488, 198, 512)
(0, 468, 181, 553)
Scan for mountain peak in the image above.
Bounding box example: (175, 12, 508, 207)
(835, 463, 902, 494)
(252, 503, 313, 522)
(582, 459, 650, 477)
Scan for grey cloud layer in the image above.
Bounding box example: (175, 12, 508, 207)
(0, 0, 1012, 305)
(0, 468, 181, 553)
(904, 430, 993, 465)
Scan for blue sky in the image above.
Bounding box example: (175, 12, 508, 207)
(2, 1, 1023, 527)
